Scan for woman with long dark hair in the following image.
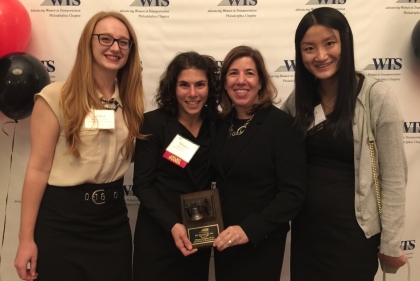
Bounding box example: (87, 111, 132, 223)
(281, 7, 407, 281)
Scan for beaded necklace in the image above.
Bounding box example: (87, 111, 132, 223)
(100, 97, 120, 111)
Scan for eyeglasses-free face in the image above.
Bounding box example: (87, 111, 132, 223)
(300, 25, 341, 83)
(225, 56, 261, 119)
(92, 34, 134, 50)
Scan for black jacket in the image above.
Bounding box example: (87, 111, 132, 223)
(212, 105, 307, 248)
(133, 108, 216, 255)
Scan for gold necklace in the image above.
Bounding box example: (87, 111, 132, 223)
(100, 97, 120, 111)
(228, 115, 254, 138)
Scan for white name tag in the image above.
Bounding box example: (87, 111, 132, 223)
(163, 134, 200, 168)
(308, 104, 326, 131)
(84, 110, 115, 129)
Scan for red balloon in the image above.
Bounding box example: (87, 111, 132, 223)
(0, 0, 32, 58)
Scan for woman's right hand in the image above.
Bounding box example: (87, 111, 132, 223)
(171, 223, 198, 257)
(14, 240, 38, 280)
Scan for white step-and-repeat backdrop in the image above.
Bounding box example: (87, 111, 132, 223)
(0, 0, 419, 280)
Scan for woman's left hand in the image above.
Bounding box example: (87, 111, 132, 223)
(378, 250, 407, 269)
(213, 225, 249, 251)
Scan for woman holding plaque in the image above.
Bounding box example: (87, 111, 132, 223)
(132, 51, 221, 281)
(281, 7, 407, 281)
(211, 45, 307, 281)
(14, 12, 145, 281)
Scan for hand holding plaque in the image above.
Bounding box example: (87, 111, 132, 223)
(180, 189, 224, 249)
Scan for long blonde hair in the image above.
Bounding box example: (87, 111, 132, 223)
(60, 11, 145, 159)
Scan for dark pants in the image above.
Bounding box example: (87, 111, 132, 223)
(214, 230, 287, 281)
(133, 246, 211, 281)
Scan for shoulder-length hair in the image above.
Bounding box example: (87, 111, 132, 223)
(60, 11, 145, 159)
(294, 7, 357, 140)
(155, 51, 221, 120)
(220, 45, 277, 119)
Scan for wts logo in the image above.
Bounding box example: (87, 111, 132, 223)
(40, 0, 80, 5)
(275, 60, 296, 72)
(306, 0, 346, 4)
(218, 0, 257, 6)
(401, 240, 415, 251)
(403, 122, 420, 133)
(363, 58, 402, 71)
(123, 185, 134, 196)
(41, 60, 55, 72)
(130, 0, 169, 6)
(396, 0, 418, 3)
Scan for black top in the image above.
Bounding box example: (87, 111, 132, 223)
(212, 105, 307, 247)
(133, 108, 216, 255)
(179, 120, 211, 188)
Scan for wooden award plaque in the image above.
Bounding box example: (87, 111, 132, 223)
(180, 189, 224, 249)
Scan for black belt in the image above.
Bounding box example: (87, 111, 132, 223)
(83, 187, 122, 205)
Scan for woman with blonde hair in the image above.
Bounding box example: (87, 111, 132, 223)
(14, 11, 145, 281)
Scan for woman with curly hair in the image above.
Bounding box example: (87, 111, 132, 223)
(132, 51, 220, 281)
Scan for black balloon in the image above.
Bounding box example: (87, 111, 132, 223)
(0, 52, 50, 121)
(413, 20, 420, 61)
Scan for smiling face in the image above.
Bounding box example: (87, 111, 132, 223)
(300, 24, 341, 83)
(176, 68, 209, 121)
(224, 56, 261, 118)
(91, 17, 130, 76)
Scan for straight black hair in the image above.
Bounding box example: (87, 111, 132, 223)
(294, 7, 357, 140)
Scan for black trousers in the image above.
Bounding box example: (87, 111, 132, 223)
(214, 230, 287, 281)
(133, 246, 211, 281)
(34, 179, 132, 281)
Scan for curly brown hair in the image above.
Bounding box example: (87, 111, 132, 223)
(155, 51, 221, 120)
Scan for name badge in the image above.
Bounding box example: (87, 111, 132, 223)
(163, 134, 200, 168)
(307, 104, 326, 131)
(84, 109, 115, 129)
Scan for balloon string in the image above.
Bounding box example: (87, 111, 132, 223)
(0, 122, 17, 255)
(2, 120, 18, 136)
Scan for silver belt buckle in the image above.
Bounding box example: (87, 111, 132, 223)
(92, 189, 105, 205)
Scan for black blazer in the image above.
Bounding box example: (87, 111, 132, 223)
(212, 105, 307, 248)
(133, 108, 216, 255)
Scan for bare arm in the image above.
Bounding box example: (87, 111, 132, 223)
(14, 97, 59, 280)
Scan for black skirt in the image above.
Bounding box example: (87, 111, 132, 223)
(290, 164, 380, 281)
(34, 178, 132, 281)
